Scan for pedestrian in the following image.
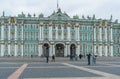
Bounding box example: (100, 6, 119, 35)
(52, 55, 55, 62)
(87, 53, 91, 65)
(93, 55, 97, 64)
(79, 53, 83, 60)
(46, 47, 49, 63)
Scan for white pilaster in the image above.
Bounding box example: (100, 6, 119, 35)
(1, 45, 4, 56)
(67, 26, 71, 41)
(39, 26, 42, 40)
(39, 45, 43, 56)
(1, 23, 4, 56)
(15, 44, 18, 56)
(49, 26, 52, 40)
(21, 25, 24, 40)
(105, 28, 107, 42)
(49, 45, 52, 56)
(99, 28, 102, 41)
(8, 24, 11, 56)
(52, 45, 55, 55)
(51, 26, 52, 40)
(41, 26, 44, 40)
(76, 45, 80, 56)
(38, 45, 40, 56)
(110, 45, 113, 56)
(56, 26, 58, 40)
(105, 45, 108, 56)
(8, 44, 11, 56)
(78, 27, 80, 41)
(67, 45, 70, 56)
(110, 28, 113, 42)
(99, 45, 102, 56)
(8, 25, 11, 40)
(75, 27, 78, 41)
(94, 27, 96, 41)
(21, 45, 23, 56)
(61, 26, 64, 40)
(15, 25, 17, 40)
(64, 45, 67, 56)
(1, 24, 4, 41)
(94, 45, 96, 55)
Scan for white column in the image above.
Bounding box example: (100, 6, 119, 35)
(1, 23, 4, 56)
(67, 45, 70, 56)
(49, 26, 52, 40)
(8, 25, 11, 40)
(8, 24, 11, 56)
(53, 45, 55, 55)
(1, 45, 4, 56)
(64, 45, 67, 56)
(77, 45, 80, 56)
(67, 26, 71, 41)
(15, 25, 17, 40)
(21, 25, 24, 40)
(39, 45, 43, 56)
(105, 28, 107, 42)
(99, 28, 102, 41)
(21, 24, 24, 56)
(51, 26, 52, 40)
(56, 26, 58, 40)
(15, 25, 17, 56)
(38, 45, 40, 56)
(21, 45, 23, 56)
(78, 27, 80, 41)
(110, 28, 113, 42)
(110, 45, 113, 56)
(49, 45, 52, 56)
(94, 45, 96, 55)
(99, 45, 102, 56)
(15, 44, 17, 56)
(75, 27, 78, 41)
(61, 26, 64, 40)
(94, 27, 96, 41)
(105, 45, 108, 56)
(39, 26, 41, 40)
(8, 45, 11, 56)
(1, 24, 4, 40)
(41, 26, 44, 40)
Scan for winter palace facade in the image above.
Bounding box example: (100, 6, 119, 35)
(0, 9, 120, 57)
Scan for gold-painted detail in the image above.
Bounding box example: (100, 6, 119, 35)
(10, 17, 15, 23)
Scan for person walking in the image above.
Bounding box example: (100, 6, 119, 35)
(79, 53, 83, 60)
(87, 53, 91, 65)
(93, 55, 97, 64)
(46, 47, 49, 63)
(52, 55, 55, 62)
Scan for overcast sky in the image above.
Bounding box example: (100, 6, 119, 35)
(0, 0, 120, 22)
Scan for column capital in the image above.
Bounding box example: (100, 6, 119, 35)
(66, 42, 70, 45)
(50, 41, 54, 45)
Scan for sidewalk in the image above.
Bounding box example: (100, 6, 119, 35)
(0, 56, 120, 63)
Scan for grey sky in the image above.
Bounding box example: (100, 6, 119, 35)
(0, 0, 120, 22)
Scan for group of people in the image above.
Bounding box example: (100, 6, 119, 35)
(46, 54, 55, 63)
(46, 53, 97, 65)
(87, 53, 97, 65)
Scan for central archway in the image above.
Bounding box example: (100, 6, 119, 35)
(43, 43, 49, 57)
(70, 44, 76, 57)
(55, 44, 64, 57)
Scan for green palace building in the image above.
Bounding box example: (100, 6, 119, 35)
(0, 8, 120, 57)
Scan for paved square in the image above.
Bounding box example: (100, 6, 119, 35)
(0, 57, 120, 79)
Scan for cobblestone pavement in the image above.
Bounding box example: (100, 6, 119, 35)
(0, 57, 120, 79)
